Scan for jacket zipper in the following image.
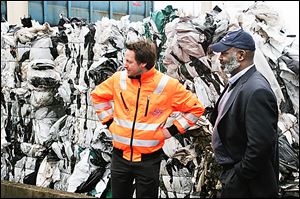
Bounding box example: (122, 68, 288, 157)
(130, 79, 141, 161)
(145, 96, 150, 116)
(120, 91, 129, 111)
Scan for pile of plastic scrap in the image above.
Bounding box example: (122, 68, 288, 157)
(1, 2, 298, 198)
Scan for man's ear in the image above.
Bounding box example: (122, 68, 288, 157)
(237, 50, 246, 61)
(141, 63, 147, 69)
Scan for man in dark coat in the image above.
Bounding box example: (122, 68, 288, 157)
(209, 29, 279, 198)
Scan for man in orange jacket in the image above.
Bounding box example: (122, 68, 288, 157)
(91, 39, 205, 198)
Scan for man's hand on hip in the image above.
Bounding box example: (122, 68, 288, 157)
(162, 128, 172, 139)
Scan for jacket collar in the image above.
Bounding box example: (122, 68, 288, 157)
(137, 67, 157, 82)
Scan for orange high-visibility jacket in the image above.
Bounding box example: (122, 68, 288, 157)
(91, 67, 205, 162)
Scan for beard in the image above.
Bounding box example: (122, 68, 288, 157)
(222, 54, 240, 74)
(127, 67, 144, 79)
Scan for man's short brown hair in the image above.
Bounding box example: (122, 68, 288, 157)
(125, 39, 157, 70)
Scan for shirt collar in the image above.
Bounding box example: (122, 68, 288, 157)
(228, 64, 254, 85)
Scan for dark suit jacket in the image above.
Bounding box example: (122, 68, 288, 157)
(210, 66, 279, 197)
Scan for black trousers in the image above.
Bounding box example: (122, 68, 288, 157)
(111, 148, 162, 198)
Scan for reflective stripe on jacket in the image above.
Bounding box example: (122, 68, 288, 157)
(91, 67, 205, 162)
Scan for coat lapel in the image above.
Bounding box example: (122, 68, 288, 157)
(210, 83, 229, 125)
(218, 66, 257, 122)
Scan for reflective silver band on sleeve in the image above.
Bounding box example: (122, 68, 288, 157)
(176, 116, 191, 130)
(97, 108, 113, 120)
(94, 100, 114, 110)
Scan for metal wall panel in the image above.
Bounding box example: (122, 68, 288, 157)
(1, 1, 7, 21)
(28, 1, 153, 25)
